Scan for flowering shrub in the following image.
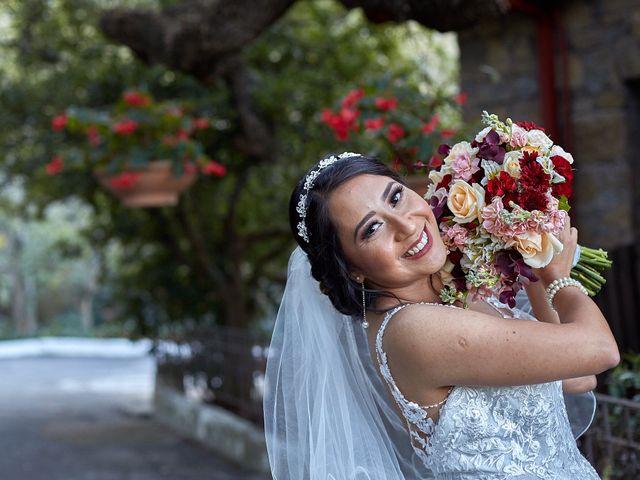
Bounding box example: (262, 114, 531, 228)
(47, 90, 227, 189)
(320, 81, 465, 174)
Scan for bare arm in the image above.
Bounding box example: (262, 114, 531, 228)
(385, 219, 619, 388)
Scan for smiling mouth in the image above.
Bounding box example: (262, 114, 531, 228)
(402, 226, 431, 258)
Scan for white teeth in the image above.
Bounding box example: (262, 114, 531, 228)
(405, 231, 429, 257)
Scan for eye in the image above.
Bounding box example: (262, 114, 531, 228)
(363, 221, 381, 240)
(390, 185, 403, 207)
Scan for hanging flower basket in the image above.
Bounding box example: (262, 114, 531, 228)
(46, 90, 228, 208)
(94, 160, 197, 207)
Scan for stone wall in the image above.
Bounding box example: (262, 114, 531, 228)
(458, 0, 640, 250)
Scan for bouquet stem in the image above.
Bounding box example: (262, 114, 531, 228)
(571, 245, 612, 296)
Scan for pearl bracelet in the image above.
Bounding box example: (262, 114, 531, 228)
(545, 277, 589, 310)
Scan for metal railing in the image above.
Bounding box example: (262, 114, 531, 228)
(579, 393, 640, 479)
(154, 326, 269, 427)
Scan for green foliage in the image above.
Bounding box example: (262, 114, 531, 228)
(0, 0, 460, 334)
(607, 351, 640, 401)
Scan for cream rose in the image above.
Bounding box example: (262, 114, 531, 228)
(502, 151, 523, 179)
(438, 259, 456, 286)
(505, 231, 563, 268)
(526, 129, 553, 150)
(447, 180, 485, 223)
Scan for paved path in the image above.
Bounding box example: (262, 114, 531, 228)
(0, 353, 270, 480)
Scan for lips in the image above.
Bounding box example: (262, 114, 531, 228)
(402, 225, 432, 260)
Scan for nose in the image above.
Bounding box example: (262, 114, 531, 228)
(389, 211, 417, 240)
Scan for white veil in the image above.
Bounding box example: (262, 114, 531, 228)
(263, 246, 431, 479)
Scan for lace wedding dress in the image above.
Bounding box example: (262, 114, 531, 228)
(374, 295, 600, 479)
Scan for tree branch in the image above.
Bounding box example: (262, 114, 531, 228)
(337, 0, 511, 32)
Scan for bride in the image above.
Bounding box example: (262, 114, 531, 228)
(263, 152, 619, 479)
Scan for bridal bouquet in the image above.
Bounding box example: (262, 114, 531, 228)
(427, 112, 611, 307)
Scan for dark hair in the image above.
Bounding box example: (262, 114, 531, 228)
(289, 154, 406, 319)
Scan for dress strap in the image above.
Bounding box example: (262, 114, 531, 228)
(374, 302, 461, 412)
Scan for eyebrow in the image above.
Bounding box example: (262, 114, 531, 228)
(353, 181, 396, 242)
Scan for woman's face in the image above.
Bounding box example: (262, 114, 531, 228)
(327, 174, 448, 296)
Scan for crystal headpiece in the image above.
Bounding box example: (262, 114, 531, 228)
(296, 152, 361, 243)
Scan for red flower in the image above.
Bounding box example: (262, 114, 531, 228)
(86, 126, 101, 146)
(550, 155, 574, 198)
(192, 118, 209, 129)
(428, 155, 443, 169)
(321, 108, 359, 141)
(454, 92, 467, 105)
(46, 155, 64, 175)
(113, 119, 139, 135)
(436, 174, 452, 190)
(386, 123, 405, 143)
(123, 91, 151, 107)
(515, 120, 545, 132)
(421, 114, 439, 134)
(167, 106, 184, 117)
(440, 128, 456, 139)
(517, 188, 548, 212)
(519, 151, 550, 190)
(201, 161, 227, 177)
(109, 171, 140, 190)
(487, 171, 517, 197)
(341, 88, 365, 109)
(364, 117, 385, 131)
(51, 114, 68, 131)
(375, 97, 398, 111)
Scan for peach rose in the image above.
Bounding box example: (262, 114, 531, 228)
(502, 151, 522, 179)
(447, 180, 486, 223)
(505, 231, 563, 268)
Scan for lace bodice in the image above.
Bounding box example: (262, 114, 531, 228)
(374, 296, 600, 479)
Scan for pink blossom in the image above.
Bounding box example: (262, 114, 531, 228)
(539, 195, 567, 234)
(450, 150, 481, 181)
(510, 125, 528, 148)
(440, 223, 468, 249)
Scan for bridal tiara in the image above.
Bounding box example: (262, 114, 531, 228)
(296, 152, 361, 243)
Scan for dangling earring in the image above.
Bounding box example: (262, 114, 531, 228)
(361, 281, 368, 329)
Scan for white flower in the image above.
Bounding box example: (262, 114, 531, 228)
(475, 126, 492, 143)
(526, 129, 553, 150)
(550, 144, 574, 164)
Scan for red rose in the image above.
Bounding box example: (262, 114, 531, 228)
(341, 89, 365, 109)
(386, 123, 405, 143)
(113, 119, 138, 135)
(46, 155, 64, 175)
(123, 91, 151, 107)
(201, 161, 227, 177)
(364, 117, 385, 131)
(375, 97, 398, 111)
(51, 114, 68, 131)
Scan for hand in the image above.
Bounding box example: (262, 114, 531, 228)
(532, 216, 578, 286)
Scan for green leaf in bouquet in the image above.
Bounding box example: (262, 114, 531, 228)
(557, 195, 571, 212)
